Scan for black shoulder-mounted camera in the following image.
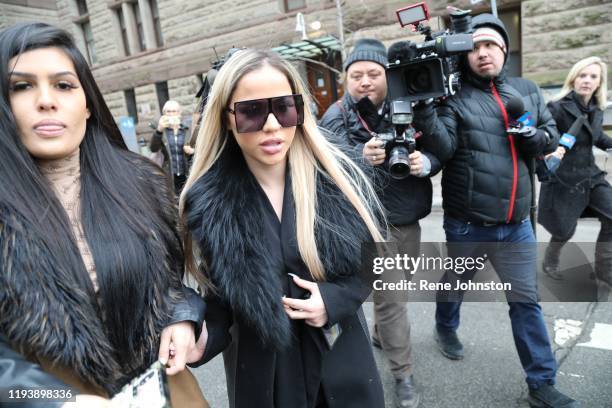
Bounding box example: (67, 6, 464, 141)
(386, 3, 474, 103)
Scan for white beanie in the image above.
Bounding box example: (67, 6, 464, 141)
(473, 27, 507, 54)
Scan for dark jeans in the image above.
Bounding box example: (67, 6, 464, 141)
(435, 216, 557, 389)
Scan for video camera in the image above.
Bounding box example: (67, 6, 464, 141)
(386, 3, 474, 103)
(373, 3, 473, 179)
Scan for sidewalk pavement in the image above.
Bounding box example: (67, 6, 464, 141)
(192, 210, 612, 407)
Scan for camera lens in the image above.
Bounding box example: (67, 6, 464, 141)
(405, 66, 432, 94)
(388, 146, 411, 179)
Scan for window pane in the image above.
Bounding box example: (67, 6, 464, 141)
(285, 0, 306, 12)
(150, 0, 163, 46)
(117, 8, 129, 56)
(155, 82, 170, 113)
(76, 0, 88, 16)
(133, 3, 145, 51)
(125, 89, 138, 123)
(81, 21, 97, 64)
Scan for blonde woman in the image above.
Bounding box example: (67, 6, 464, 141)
(180, 49, 385, 407)
(539, 56, 612, 284)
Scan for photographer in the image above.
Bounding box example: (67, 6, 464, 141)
(320, 38, 441, 408)
(150, 100, 194, 194)
(413, 14, 577, 407)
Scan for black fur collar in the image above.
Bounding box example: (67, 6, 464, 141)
(185, 140, 371, 349)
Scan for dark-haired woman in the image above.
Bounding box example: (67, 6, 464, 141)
(0, 23, 207, 406)
(539, 56, 612, 285)
(180, 49, 385, 408)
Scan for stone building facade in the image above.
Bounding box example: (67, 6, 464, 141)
(2, 0, 611, 137)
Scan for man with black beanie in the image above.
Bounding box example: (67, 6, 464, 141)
(320, 38, 442, 408)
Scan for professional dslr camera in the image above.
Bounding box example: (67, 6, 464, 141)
(386, 2, 474, 103)
(376, 100, 417, 180)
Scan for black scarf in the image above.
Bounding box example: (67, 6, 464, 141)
(572, 90, 598, 122)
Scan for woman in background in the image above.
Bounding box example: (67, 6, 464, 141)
(539, 56, 612, 285)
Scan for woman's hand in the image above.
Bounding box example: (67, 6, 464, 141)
(183, 145, 195, 155)
(159, 321, 205, 375)
(282, 274, 328, 328)
(157, 116, 168, 132)
(545, 146, 565, 161)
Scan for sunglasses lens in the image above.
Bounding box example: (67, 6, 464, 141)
(271, 95, 303, 128)
(234, 99, 269, 133)
(232, 95, 304, 133)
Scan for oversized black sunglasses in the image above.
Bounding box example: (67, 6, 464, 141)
(227, 94, 304, 133)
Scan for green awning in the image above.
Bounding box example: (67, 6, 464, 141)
(272, 35, 341, 59)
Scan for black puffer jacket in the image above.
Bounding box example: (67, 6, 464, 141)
(414, 14, 559, 224)
(320, 95, 441, 226)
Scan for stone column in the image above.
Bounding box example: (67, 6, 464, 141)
(138, 0, 157, 50)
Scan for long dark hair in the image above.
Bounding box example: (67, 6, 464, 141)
(0, 23, 182, 388)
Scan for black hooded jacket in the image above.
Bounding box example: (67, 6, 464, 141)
(413, 14, 559, 224)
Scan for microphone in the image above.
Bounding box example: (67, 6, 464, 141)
(558, 115, 583, 151)
(506, 97, 525, 123)
(536, 115, 583, 181)
(506, 96, 536, 138)
(388, 41, 415, 64)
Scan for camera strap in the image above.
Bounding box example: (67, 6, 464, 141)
(336, 100, 379, 139)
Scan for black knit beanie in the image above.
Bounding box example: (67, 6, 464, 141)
(343, 38, 387, 71)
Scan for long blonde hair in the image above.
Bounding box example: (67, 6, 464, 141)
(552, 56, 608, 110)
(179, 49, 385, 284)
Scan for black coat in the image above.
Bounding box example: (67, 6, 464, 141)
(319, 95, 440, 226)
(0, 156, 206, 397)
(538, 93, 612, 238)
(186, 141, 384, 408)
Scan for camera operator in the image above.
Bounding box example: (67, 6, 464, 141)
(320, 38, 442, 408)
(150, 100, 194, 195)
(412, 14, 578, 407)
